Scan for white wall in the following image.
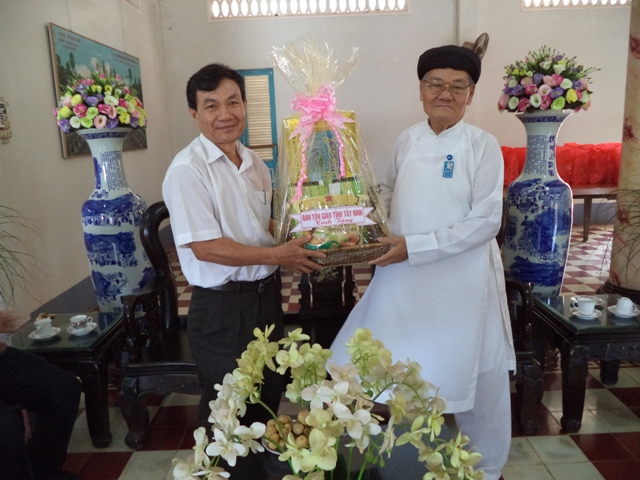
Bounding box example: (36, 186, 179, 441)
(0, 0, 632, 313)
(0, 0, 173, 314)
(467, 0, 631, 146)
(159, 0, 457, 180)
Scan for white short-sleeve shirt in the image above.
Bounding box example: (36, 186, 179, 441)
(162, 134, 277, 288)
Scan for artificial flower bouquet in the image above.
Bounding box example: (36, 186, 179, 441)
(172, 326, 484, 480)
(498, 46, 598, 114)
(270, 40, 391, 267)
(53, 70, 147, 133)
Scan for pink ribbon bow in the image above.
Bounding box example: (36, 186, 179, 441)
(288, 84, 354, 203)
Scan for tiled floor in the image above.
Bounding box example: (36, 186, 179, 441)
(62, 223, 640, 480)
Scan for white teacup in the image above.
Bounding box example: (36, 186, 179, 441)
(616, 297, 638, 316)
(35, 317, 53, 336)
(70, 315, 94, 330)
(572, 296, 596, 316)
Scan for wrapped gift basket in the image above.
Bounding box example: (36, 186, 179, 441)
(270, 40, 391, 267)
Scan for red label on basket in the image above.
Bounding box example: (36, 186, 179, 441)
(291, 206, 375, 231)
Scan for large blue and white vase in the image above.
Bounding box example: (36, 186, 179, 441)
(77, 128, 153, 314)
(502, 110, 573, 297)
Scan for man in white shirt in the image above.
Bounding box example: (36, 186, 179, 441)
(162, 64, 324, 444)
(330, 46, 515, 480)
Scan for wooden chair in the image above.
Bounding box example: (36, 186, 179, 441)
(504, 280, 543, 435)
(117, 201, 357, 449)
(117, 202, 199, 449)
(287, 265, 357, 348)
(118, 200, 541, 449)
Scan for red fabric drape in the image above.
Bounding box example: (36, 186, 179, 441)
(501, 143, 621, 187)
(501, 146, 526, 186)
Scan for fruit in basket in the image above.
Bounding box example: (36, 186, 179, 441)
(292, 422, 305, 435)
(297, 409, 310, 425)
(295, 434, 309, 448)
(304, 226, 361, 250)
(264, 410, 312, 452)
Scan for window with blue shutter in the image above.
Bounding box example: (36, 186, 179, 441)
(238, 68, 278, 186)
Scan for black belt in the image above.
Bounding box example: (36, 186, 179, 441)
(207, 272, 276, 294)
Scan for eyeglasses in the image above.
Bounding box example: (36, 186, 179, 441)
(422, 80, 472, 98)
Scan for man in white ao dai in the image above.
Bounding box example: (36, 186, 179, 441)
(330, 45, 516, 480)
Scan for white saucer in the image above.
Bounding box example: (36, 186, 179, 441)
(29, 327, 61, 340)
(608, 305, 640, 318)
(67, 322, 98, 336)
(571, 296, 604, 306)
(570, 307, 602, 320)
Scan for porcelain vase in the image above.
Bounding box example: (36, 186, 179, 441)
(77, 128, 153, 313)
(502, 110, 573, 297)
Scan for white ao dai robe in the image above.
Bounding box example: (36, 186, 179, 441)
(330, 120, 516, 412)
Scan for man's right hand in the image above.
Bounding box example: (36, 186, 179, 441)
(0, 310, 29, 354)
(0, 310, 28, 334)
(276, 236, 326, 274)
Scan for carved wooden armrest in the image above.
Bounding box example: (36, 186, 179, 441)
(505, 280, 535, 351)
(120, 275, 172, 363)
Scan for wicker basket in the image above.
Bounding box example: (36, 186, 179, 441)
(311, 243, 391, 267)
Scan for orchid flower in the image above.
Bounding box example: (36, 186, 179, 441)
(233, 422, 266, 454)
(175, 325, 483, 480)
(204, 428, 246, 467)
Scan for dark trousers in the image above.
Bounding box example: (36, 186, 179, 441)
(188, 275, 285, 427)
(188, 276, 285, 480)
(0, 346, 82, 480)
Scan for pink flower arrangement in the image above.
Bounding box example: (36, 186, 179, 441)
(53, 70, 147, 133)
(498, 46, 598, 114)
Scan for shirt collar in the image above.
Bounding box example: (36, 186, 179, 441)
(414, 118, 465, 141)
(198, 134, 254, 171)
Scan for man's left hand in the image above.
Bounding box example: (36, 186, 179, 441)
(369, 236, 408, 267)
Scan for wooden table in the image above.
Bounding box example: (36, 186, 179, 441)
(532, 294, 640, 433)
(570, 185, 616, 241)
(9, 312, 125, 447)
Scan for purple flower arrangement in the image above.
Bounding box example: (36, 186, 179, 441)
(498, 46, 598, 114)
(54, 70, 147, 133)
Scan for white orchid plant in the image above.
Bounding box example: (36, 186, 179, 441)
(172, 326, 484, 480)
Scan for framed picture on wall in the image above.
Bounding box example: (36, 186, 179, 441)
(48, 23, 147, 158)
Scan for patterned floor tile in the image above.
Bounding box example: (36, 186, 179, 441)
(139, 425, 189, 452)
(150, 405, 200, 428)
(506, 437, 543, 465)
(77, 451, 133, 480)
(592, 459, 640, 480)
(117, 450, 176, 480)
(589, 408, 640, 433)
(612, 431, 640, 459)
(545, 462, 606, 480)
(526, 436, 589, 464)
(608, 387, 640, 408)
(570, 433, 635, 462)
(501, 463, 555, 480)
(66, 223, 640, 479)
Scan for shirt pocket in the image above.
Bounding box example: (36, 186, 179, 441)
(251, 189, 272, 223)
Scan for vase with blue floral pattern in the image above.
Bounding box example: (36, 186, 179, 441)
(502, 110, 573, 297)
(77, 128, 153, 313)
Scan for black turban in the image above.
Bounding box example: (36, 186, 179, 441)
(417, 45, 481, 84)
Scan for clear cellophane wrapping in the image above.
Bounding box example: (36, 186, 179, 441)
(270, 40, 391, 266)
